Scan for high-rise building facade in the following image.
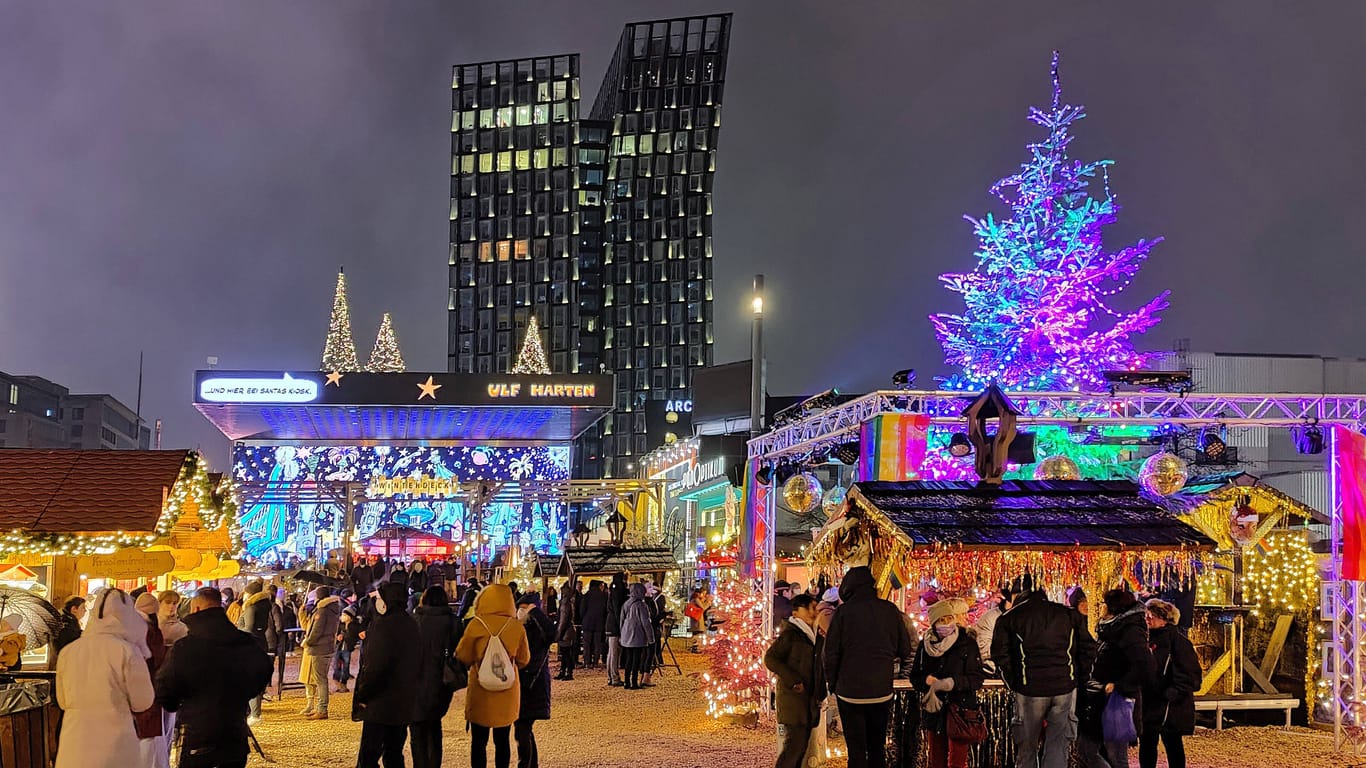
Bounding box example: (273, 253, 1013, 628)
(449, 14, 732, 479)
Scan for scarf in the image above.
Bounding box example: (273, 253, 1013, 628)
(789, 616, 816, 645)
(923, 625, 959, 658)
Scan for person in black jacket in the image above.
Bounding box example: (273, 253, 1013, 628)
(1138, 600, 1197, 768)
(351, 558, 375, 600)
(51, 596, 86, 665)
(411, 586, 459, 768)
(578, 580, 608, 669)
(238, 579, 278, 725)
(1084, 589, 1155, 768)
(605, 574, 627, 687)
(991, 576, 1097, 768)
(515, 592, 555, 768)
(354, 582, 422, 768)
(764, 594, 825, 768)
(823, 566, 913, 768)
(155, 587, 273, 768)
(910, 598, 985, 768)
(555, 582, 579, 681)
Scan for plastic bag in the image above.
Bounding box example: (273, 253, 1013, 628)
(1102, 694, 1137, 744)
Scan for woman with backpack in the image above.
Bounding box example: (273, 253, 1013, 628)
(456, 584, 531, 768)
(411, 587, 459, 768)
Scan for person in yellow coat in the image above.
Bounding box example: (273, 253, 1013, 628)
(456, 584, 530, 768)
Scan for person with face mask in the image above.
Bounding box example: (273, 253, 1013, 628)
(764, 593, 826, 768)
(911, 598, 985, 768)
(515, 592, 555, 768)
(353, 582, 421, 768)
(55, 588, 156, 768)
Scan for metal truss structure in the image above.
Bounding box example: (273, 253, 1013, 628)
(744, 388, 1366, 744)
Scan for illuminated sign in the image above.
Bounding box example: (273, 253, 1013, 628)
(367, 475, 461, 498)
(198, 373, 320, 404)
(666, 399, 693, 413)
(487, 382, 597, 399)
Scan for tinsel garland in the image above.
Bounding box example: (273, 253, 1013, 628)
(889, 685, 1016, 768)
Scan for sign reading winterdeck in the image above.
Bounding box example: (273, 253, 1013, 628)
(368, 475, 461, 498)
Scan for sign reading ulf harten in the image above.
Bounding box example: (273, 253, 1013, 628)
(487, 381, 598, 399)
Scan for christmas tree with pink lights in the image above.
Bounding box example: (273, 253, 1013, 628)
(932, 52, 1169, 392)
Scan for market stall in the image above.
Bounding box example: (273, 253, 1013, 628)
(807, 479, 1214, 767)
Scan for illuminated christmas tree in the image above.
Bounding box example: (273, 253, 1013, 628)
(701, 579, 771, 718)
(931, 52, 1169, 391)
(510, 314, 551, 374)
(321, 268, 360, 372)
(366, 312, 406, 373)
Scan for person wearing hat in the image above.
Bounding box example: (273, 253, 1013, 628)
(773, 580, 795, 632)
(515, 592, 555, 768)
(764, 593, 825, 768)
(1139, 599, 1198, 768)
(1084, 589, 1155, 768)
(911, 598, 984, 768)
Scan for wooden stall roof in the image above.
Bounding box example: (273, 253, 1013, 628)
(0, 450, 190, 533)
(1162, 471, 1328, 524)
(559, 546, 678, 577)
(850, 480, 1215, 551)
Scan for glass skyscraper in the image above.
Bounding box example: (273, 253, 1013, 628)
(449, 14, 731, 478)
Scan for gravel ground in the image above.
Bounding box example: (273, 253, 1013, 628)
(246, 653, 1352, 767)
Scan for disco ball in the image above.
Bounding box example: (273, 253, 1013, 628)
(783, 472, 823, 513)
(1033, 455, 1081, 481)
(821, 485, 848, 518)
(1139, 452, 1188, 496)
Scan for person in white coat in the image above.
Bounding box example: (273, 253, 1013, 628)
(55, 588, 156, 768)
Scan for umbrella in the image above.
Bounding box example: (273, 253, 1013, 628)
(0, 587, 63, 651)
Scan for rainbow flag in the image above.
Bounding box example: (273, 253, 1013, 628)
(858, 413, 932, 482)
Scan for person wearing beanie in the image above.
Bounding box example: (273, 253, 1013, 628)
(911, 598, 984, 768)
(1068, 587, 1089, 617)
(1139, 599, 1198, 768)
(764, 593, 826, 768)
(1082, 589, 1155, 768)
(299, 585, 342, 720)
(515, 591, 555, 768)
(353, 582, 422, 768)
(815, 587, 841, 636)
(410, 586, 458, 768)
(132, 592, 170, 768)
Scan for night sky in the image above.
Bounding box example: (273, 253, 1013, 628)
(1, 1, 1362, 465)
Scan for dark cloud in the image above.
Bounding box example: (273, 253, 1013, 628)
(0, 1, 1361, 466)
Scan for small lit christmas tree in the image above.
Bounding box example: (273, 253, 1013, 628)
(321, 268, 360, 372)
(510, 314, 552, 374)
(702, 579, 771, 719)
(931, 52, 1169, 391)
(366, 312, 406, 372)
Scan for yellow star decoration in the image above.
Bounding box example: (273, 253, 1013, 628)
(325, 371, 344, 386)
(417, 375, 442, 401)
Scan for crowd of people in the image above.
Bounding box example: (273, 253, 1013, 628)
(49, 550, 684, 768)
(764, 568, 1201, 768)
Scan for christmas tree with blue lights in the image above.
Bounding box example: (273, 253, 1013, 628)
(931, 52, 1169, 392)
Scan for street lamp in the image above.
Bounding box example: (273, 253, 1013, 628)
(571, 522, 591, 549)
(606, 510, 628, 547)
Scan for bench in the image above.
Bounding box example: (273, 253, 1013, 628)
(1195, 694, 1298, 729)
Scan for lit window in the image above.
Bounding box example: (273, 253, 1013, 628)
(515, 150, 530, 170)
(478, 243, 493, 262)
(514, 239, 530, 260)
(516, 105, 531, 125)
(479, 109, 493, 128)
(479, 153, 493, 173)
(533, 149, 548, 169)
(497, 107, 513, 128)
(497, 152, 512, 172)
(496, 241, 511, 261)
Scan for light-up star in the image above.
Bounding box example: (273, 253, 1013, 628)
(325, 371, 344, 387)
(417, 375, 442, 401)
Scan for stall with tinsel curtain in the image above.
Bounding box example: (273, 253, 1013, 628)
(1160, 472, 1327, 721)
(0, 449, 239, 604)
(806, 479, 1212, 767)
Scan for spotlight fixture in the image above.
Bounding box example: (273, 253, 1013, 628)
(833, 441, 861, 465)
(1198, 428, 1226, 461)
(948, 433, 973, 458)
(891, 369, 917, 388)
(1007, 431, 1037, 465)
(755, 464, 775, 485)
(1293, 423, 1325, 455)
(774, 460, 798, 484)
(1102, 369, 1193, 394)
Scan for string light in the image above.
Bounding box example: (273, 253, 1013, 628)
(930, 51, 1168, 392)
(1243, 529, 1318, 617)
(321, 267, 361, 371)
(510, 314, 552, 374)
(701, 579, 771, 719)
(365, 312, 407, 372)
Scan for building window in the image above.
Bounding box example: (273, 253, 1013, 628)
(71, 407, 84, 421)
(8, 385, 16, 405)
(100, 427, 117, 445)
(0, 419, 6, 433)
(71, 424, 83, 438)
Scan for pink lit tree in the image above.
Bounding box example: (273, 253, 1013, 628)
(931, 52, 1169, 392)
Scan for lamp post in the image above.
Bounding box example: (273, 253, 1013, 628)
(750, 274, 765, 439)
(606, 510, 628, 547)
